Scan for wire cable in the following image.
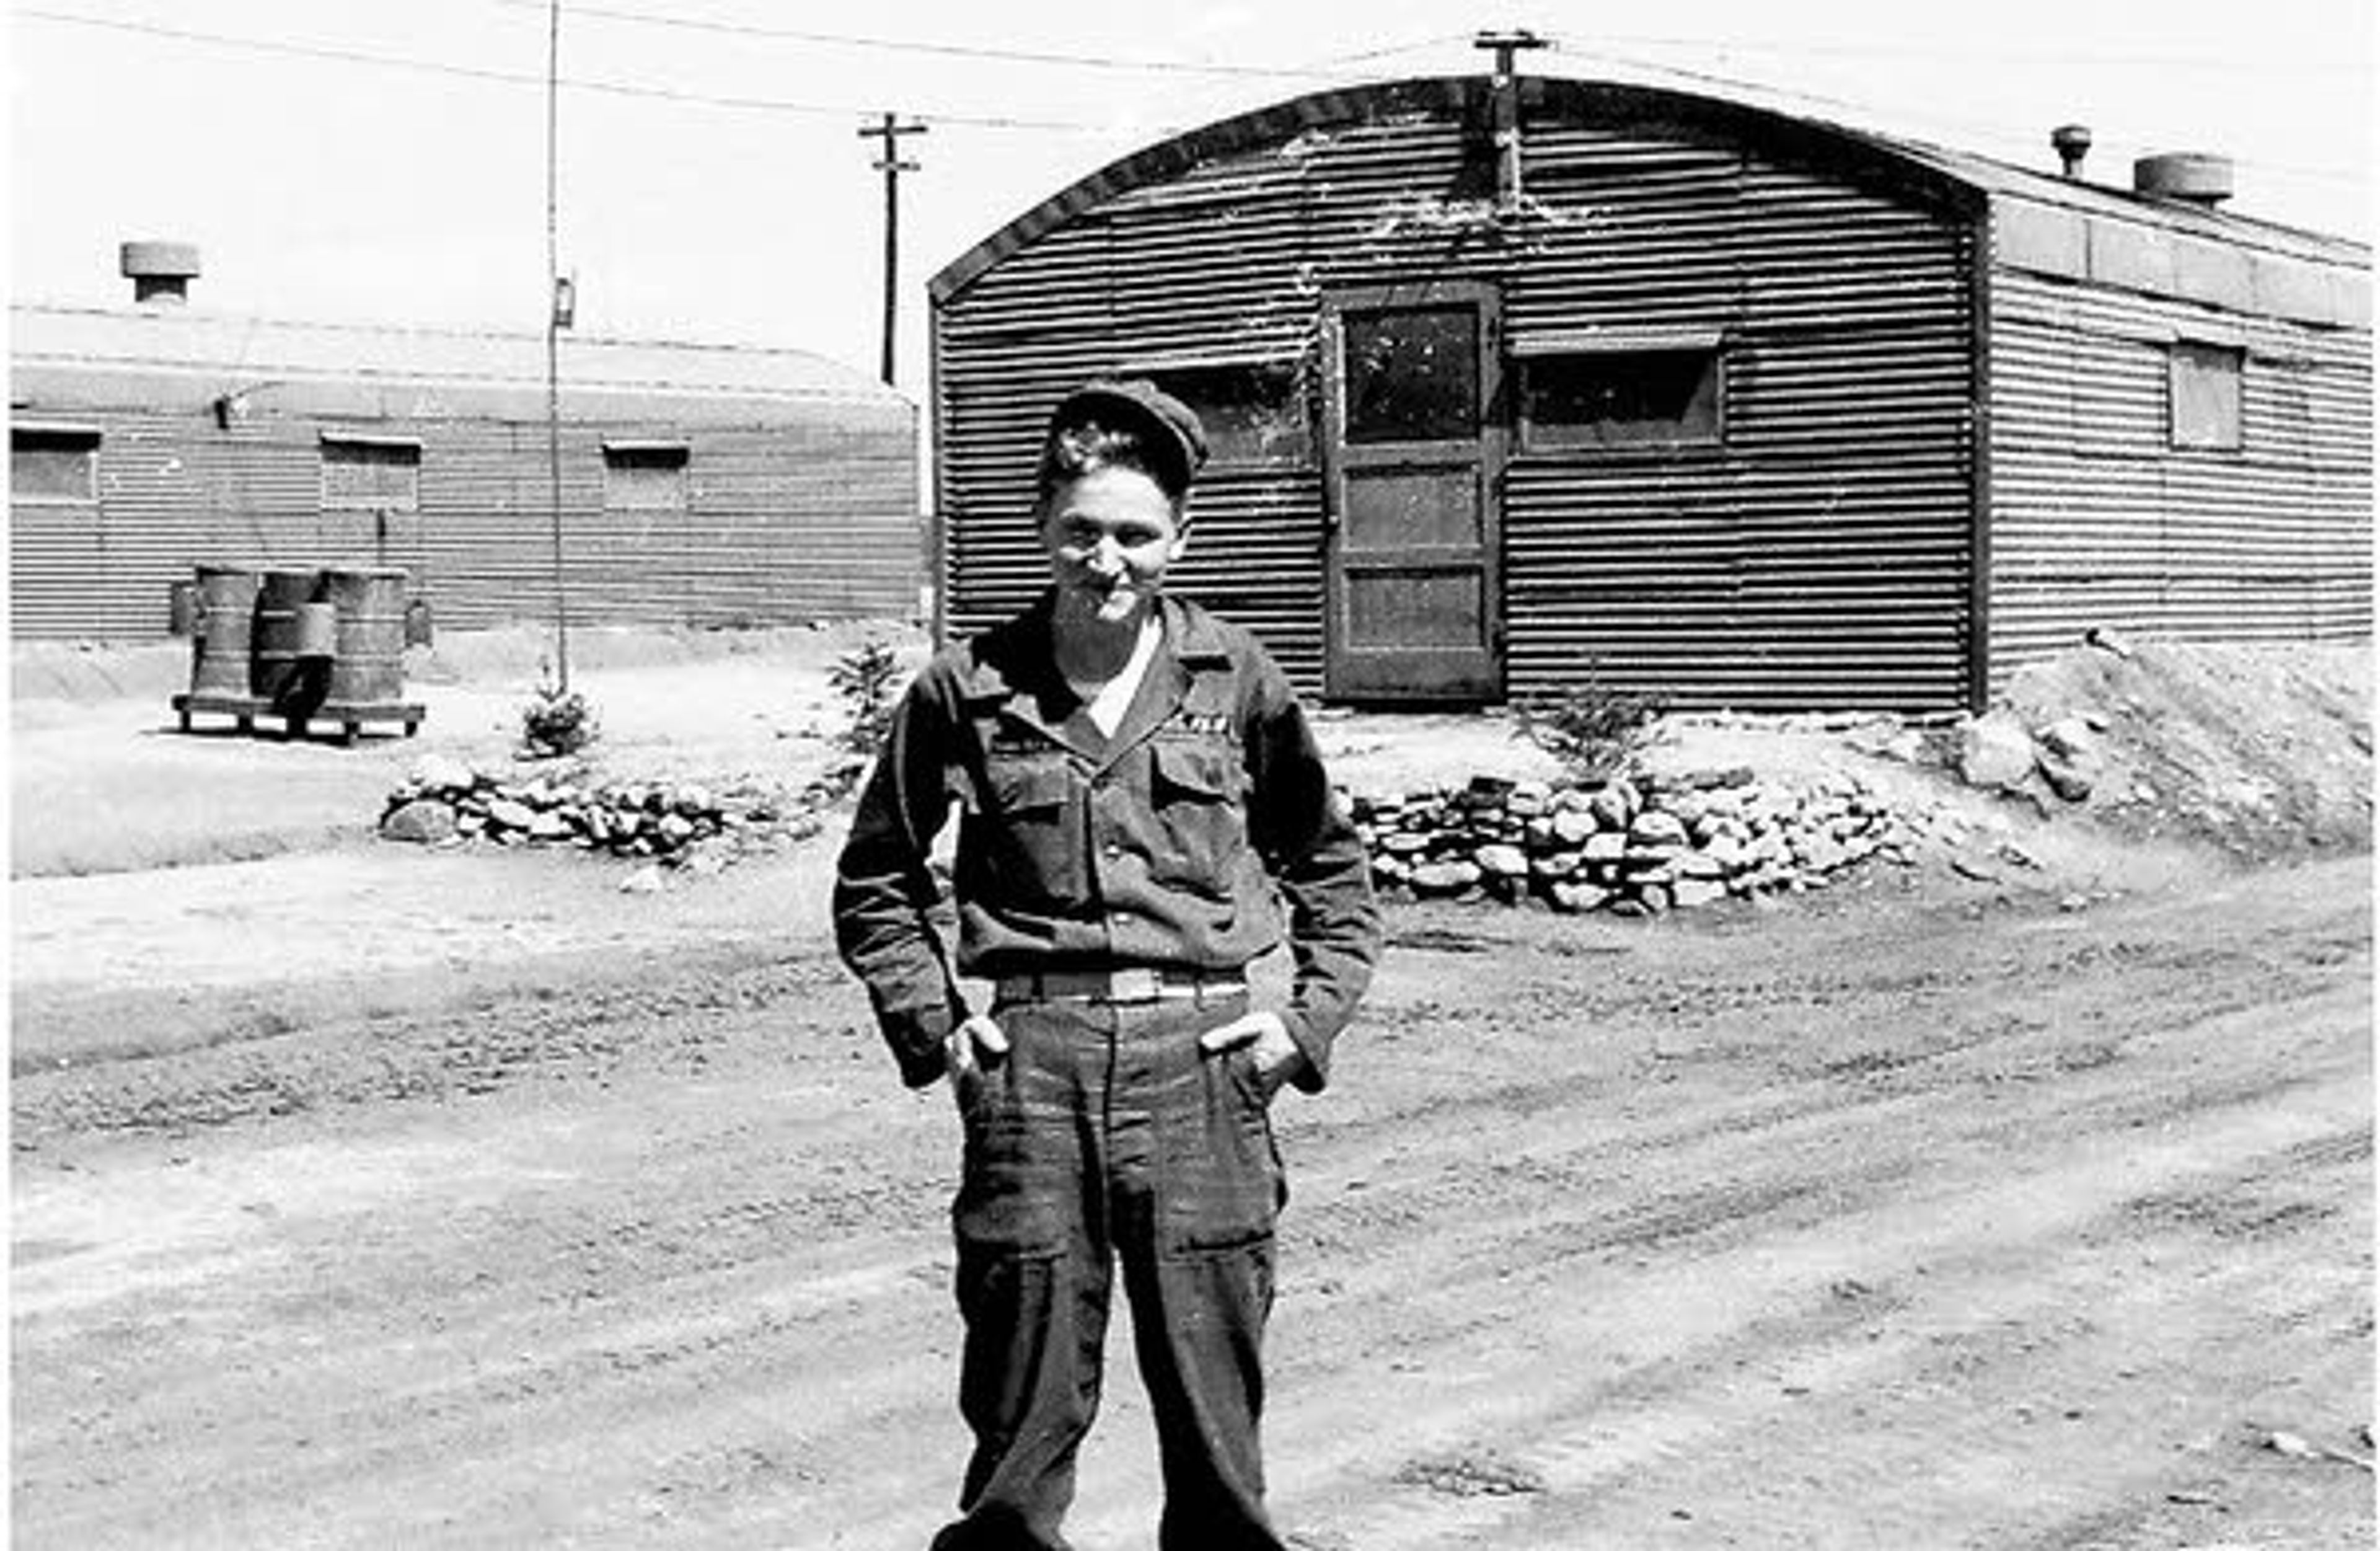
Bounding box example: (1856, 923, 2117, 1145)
(1544, 40, 2370, 188)
(482, 0, 1343, 81)
(1587, 25, 2369, 75)
(22, 7, 2368, 187)
(1294, 30, 1478, 71)
(15, 8, 1137, 131)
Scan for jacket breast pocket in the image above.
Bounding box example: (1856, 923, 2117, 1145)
(1146, 740, 1248, 899)
(974, 753, 1082, 906)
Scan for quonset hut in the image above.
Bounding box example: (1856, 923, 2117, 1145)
(926, 76, 2370, 712)
(11, 245, 921, 643)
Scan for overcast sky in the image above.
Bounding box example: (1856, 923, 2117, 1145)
(9, 0, 2373, 392)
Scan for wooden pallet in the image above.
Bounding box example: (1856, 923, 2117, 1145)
(170, 692, 425, 743)
(291, 700, 428, 745)
(170, 692, 269, 735)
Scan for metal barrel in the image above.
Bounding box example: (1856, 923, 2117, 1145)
(189, 565, 258, 697)
(167, 579, 202, 637)
(321, 568, 409, 705)
(295, 601, 338, 658)
(251, 569, 328, 715)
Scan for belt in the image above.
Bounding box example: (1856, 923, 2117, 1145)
(994, 966, 1246, 1006)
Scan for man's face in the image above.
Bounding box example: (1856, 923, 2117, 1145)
(1039, 464, 1186, 629)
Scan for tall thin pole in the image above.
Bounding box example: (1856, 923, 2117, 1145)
(544, 0, 571, 691)
(858, 113, 925, 387)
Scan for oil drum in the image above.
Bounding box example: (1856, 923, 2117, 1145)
(167, 579, 201, 638)
(251, 569, 328, 715)
(188, 565, 257, 698)
(321, 568, 409, 706)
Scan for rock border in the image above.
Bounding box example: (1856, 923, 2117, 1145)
(1354, 767, 1934, 915)
(379, 751, 860, 886)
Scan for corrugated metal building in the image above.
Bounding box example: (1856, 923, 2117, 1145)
(927, 76, 2370, 712)
(10, 277, 921, 643)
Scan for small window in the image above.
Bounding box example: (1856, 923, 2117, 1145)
(11, 426, 100, 502)
(1145, 361, 1309, 464)
(2169, 341, 2243, 451)
(604, 443, 690, 510)
(322, 436, 421, 510)
(1519, 347, 1722, 450)
(1343, 307, 1479, 444)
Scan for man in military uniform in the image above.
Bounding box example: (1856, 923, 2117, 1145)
(834, 378, 1381, 1549)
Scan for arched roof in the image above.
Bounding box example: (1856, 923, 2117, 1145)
(930, 74, 2366, 307)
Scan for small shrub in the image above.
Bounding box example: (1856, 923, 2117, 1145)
(521, 665, 600, 759)
(1513, 668, 1670, 784)
(829, 637, 904, 759)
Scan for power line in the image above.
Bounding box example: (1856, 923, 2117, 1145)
(1549, 40, 2040, 146)
(1543, 41, 2371, 187)
(1294, 30, 1476, 71)
(1590, 25, 2372, 75)
(15, 8, 1134, 131)
(22, 7, 2368, 188)
(482, 0, 1346, 82)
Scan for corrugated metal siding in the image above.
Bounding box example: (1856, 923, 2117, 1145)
(937, 102, 1980, 710)
(7, 399, 919, 642)
(1986, 265, 2373, 679)
(8, 410, 307, 642)
(1504, 137, 1977, 709)
(934, 212, 1122, 635)
(937, 175, 1349, 684)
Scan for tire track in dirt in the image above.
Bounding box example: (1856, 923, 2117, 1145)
(1221, 984, 2368, 1549)
(13, 1067, 976, 1547)
(9, 860, 2369, 1548)
(1078, 880, 2368, 1547)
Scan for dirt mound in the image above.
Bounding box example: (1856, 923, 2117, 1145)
(1996, 638, 2371, 864)
(1323, 640, 2371, 899)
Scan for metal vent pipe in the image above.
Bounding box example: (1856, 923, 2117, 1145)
(2133, 151, 2234, 206)
(120, 239, 201, 305)
(2050, 124, 2092, 179)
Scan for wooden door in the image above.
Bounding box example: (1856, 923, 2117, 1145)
(1321, 283, 1504, 704)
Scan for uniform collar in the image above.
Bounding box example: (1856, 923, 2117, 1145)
(1161, 593, 1232, 669)
(956, 591, 1230, 764)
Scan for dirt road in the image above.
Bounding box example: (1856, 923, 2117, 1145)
(12, 844, 2370, 1548)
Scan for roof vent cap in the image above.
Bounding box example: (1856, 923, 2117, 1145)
(2050, 123, 2092, 179)
(2133, 152, 2233, 207)
(120, 239, 201, 305)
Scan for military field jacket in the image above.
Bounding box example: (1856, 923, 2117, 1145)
(833, 591, 1380, 1092)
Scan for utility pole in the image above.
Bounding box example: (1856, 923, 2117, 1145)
(858, 113, 927, 387)
(1474, 29, 1549, 216)
(544, 0, 571, 692)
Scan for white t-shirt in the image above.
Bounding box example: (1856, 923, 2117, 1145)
(1070, 616, 1161, 737)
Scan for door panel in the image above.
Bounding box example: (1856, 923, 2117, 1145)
(1323, 285, 1503, 704)
(1347, 570, 1484, 648)
(1343, 467, 1481, 548)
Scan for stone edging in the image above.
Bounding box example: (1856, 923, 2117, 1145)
(1354, 768, 1924, 915)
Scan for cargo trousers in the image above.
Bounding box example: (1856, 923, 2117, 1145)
(930, 989, 1290, 1551)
